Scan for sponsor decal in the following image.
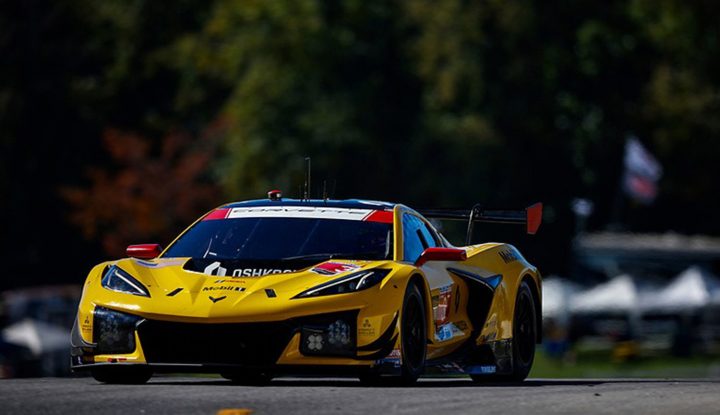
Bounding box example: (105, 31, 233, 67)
(204, 261, 228, 276)
(203, 286, 246, 292)
(435, 322, 467, 342)
(432, 285, 453, 326)
(481, 365, 496, 374)
(202, 261, 294, 277)
(466, 365, 497, 374)
(214, 279, 246, 284)
(311, 262, 361, 276)
(231, 268, 295, 277)
(202, 206, 393, 223)
(498, 249, 520, 264)
(358, 318, 376, 337)
(228, 206, 372, 221)
(435, 324, 454, 342)
(378, 348, 402, 367)
(81, 315, 92, 336)
(387, 349, 401, 359)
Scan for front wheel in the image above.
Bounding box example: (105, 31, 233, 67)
(399, 282, 427, 384)
(358, 282, 427, 386)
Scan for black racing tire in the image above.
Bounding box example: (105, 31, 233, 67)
(91, 366, 153, 384)
(357, 282, 427, 386)
(471, 280, 537, 383)
(221, 370, 273, 385)
(399, 282, 427, 384)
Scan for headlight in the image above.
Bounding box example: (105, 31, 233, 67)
(294, 269, 390, 299)
(299, 311, 357, 357)
(101, 265, 150, 297)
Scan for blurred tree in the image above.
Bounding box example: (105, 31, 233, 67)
(629, 0, 720, 233)
(3, 0, 720, 287)
(404, 0, 656, 204)
(0, 0, 212, 287)
(61, 121, 225, 257)
(158, 0, 420, 201)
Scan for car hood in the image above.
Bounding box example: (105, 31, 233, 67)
(95, 257, 393, 322)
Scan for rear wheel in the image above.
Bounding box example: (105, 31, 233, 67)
(91, 366, 152, 384)
(471, 280, 537, 383)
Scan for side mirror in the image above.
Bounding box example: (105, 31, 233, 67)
(127, 244, 163, 259)
(415, 247, 467, 267)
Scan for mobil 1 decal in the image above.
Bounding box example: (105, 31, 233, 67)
(184, 258, 313, 277)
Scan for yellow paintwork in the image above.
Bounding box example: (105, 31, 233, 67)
(75, 204, 541, 369)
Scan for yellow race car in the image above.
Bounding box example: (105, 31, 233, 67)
(71, 191, 543, 384)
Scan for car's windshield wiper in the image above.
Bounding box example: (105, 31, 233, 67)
(279, 252, 383, 261)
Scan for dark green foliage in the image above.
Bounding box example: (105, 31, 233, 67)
(1, 0, 719, 286)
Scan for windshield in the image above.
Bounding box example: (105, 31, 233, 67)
(163, 216, 393, 261)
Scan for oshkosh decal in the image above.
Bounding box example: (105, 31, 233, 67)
(203, 261, 227, 276)
(201, 261, 293, 277)
(231, 268, 295, 277)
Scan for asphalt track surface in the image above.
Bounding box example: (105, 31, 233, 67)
(1, 376, 719, 414)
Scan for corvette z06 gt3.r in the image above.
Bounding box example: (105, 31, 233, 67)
(71, 192, 543, 385)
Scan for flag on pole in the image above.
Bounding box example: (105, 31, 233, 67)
(622, 136, 662, 204)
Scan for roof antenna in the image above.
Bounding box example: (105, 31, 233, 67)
(322, 180, 328, 202)
(303, 157, 311, 200)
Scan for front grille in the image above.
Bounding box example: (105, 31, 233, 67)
(137, 320, 295, 366)
(93, 306, 141, 354)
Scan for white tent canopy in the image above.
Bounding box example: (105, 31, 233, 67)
(1, 319, 69, 356)
(542, 277, 581, 322)
(570, 274, 639, 314)
(642, 266, 720, 312)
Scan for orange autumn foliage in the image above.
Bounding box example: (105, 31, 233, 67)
(62, 123, 225, 257)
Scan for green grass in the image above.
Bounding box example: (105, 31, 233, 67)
(530, 350, 720, 378)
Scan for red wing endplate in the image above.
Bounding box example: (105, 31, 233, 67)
(419, 203, 543, 243)
(526, 203, 543, 235)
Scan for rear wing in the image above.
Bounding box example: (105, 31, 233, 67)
(419, 203, 543, 245)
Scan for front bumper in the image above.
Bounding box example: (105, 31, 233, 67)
(71, 308, 400, 373)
